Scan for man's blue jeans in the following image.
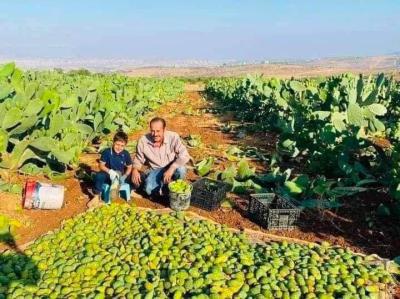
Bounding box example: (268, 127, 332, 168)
(144, 166, 186, 196)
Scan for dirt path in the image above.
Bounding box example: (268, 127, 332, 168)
(1, 84, 399, 262)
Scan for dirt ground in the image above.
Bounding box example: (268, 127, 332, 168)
(123, 56, 400, 78)
(1, 84, 399, 263)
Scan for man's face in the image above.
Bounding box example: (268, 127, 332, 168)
(113, 140, 126, 154)
(150, 121, 165, 144)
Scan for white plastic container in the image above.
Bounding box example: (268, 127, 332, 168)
(23, 180, 65, 210)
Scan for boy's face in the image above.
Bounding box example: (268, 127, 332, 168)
(113, 140, 126, 154)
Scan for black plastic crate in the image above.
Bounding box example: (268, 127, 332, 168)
(191, 178, 230, 211)
(248, 193, 301, 230)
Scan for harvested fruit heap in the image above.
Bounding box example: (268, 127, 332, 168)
(1, 205, 394, 299)
(169, 179, 192, 194)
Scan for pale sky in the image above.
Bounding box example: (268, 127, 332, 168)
(0, 1, 399, 61)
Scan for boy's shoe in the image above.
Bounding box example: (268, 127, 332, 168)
(87, 194, 104, 209)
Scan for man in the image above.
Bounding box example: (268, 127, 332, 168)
(132, 117, 190, 197)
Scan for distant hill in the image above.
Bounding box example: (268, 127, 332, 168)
(0, 55, 399, 75)
(124, 55, 400, 78)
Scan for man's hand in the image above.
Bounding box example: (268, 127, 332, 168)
(132, 169, 142, 186)
(108, 169, 119, 181)
(163, 168, 175, 184)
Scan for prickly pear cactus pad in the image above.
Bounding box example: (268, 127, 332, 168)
(1, 204, 394, 298)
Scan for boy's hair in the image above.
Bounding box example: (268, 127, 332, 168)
(150, 117, 166, 128)
(113, 131, 128, 144)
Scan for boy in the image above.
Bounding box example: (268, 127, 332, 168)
(87, 131, 133, 208)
